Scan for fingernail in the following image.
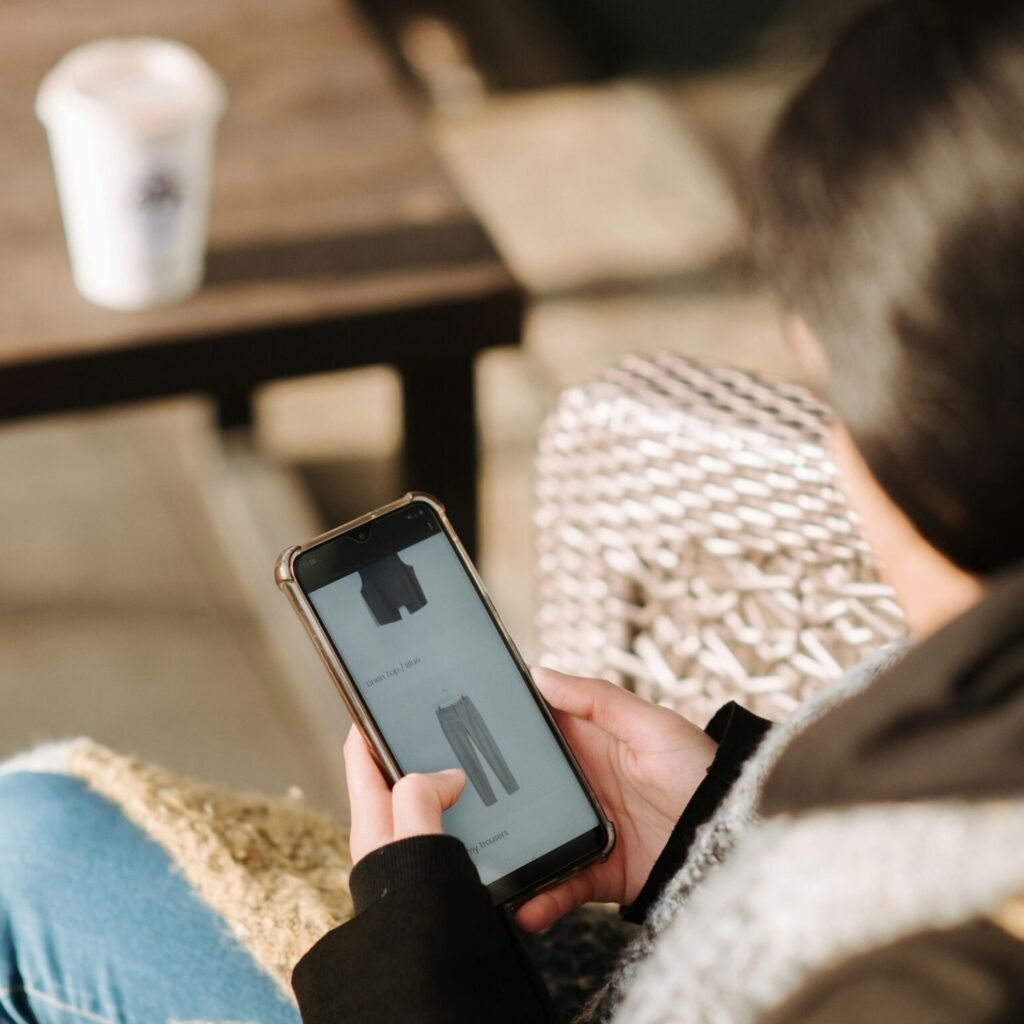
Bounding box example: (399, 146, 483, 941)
(440, 768, 464, 777)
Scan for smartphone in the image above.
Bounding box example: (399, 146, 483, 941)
(276, 492, 614, 905)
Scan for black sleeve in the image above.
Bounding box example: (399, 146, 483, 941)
(623, 701, 772, 924)
(760, 919, 1024, 1024)
(292, 834, 556, 1024)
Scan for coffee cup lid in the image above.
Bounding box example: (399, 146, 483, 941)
(36, 37, 227, 135)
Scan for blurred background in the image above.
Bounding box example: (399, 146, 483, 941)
(0, 0, 875, 818)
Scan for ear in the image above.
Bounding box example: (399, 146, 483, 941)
(826, 420, 983, 638)
(783, 314, 830, 390)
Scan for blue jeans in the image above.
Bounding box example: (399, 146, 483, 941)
(0, 769, 302, 1024)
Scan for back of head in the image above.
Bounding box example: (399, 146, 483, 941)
(755, 0, 1024, 575)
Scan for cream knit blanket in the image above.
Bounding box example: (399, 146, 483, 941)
(2, 739, 354, 1002)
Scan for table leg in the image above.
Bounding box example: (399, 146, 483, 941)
(399, 357, 479, 560)
(215, 389, 255, 430)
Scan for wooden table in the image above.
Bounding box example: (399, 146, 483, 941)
(0, 0, 523, 556)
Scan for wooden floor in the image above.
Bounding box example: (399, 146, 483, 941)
(0, 69, 802, 821)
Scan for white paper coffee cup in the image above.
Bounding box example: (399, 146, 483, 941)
(37, 38, 227, 311)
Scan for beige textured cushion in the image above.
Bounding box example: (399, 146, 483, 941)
(66, 739, 353, 999)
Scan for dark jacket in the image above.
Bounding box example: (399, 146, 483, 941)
(292, 566, 1024, 1023)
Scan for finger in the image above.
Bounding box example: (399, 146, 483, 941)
(546, 704, 609, 765)
(344, 726, 395, 862)
(531, 667, 656, 742)
(514, 871, 596, 932)
(391, 769, 466, 840)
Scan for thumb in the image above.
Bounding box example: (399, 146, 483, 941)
(391, 769, 466, 840)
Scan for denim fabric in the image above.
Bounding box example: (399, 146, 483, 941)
(0, 771, 301, 1024)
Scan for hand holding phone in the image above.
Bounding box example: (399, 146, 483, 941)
(277, 494, 616, 906)
(340, 663, 718, 930)
(513, 668, 718, 931)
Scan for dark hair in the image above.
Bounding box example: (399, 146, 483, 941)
(754, 0, 1024, 575)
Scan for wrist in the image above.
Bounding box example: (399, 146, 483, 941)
(624, 703, 773, 924)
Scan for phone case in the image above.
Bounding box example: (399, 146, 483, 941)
(275, 491, 615, 906)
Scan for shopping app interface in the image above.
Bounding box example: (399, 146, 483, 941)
(308, 532, 599, 884)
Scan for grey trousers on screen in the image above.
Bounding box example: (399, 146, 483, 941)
(436, 696, 520, 807)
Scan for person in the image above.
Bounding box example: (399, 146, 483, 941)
(3, 0, 1024, 1021)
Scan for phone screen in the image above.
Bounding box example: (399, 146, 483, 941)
(295, 500, 603, 895)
